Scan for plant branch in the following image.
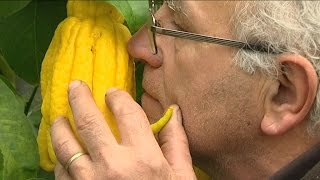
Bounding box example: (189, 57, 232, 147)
(24, 85, 38, 115)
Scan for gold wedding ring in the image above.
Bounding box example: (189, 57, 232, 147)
(64, 152, 86, 172)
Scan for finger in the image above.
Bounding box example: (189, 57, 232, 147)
(106, 88, 155, 146)
(158, 105, 196, 177)
(68, 80, 117, 156)
(51, 117, 92, 178)
(54, 163, 72, 180)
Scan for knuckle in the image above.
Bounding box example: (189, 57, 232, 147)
(106, 163, 123, 179)
(106, 170, 121, 179)
(138, 155, 166, 173)
(115, 107, 141, 119)
(51, 116, 67, 132)
(100, 150, 130, 179)
(96, 147, 110, 162)
(72, 163, 95, 180)
(76, 112, 99, 132)
(54, 139, 71, 158)
(150, 159, 165, 170)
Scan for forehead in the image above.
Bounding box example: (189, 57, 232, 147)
(163, 1, 236, 19)
(165, 0, 182, 11)
(167, 1, 237, 37)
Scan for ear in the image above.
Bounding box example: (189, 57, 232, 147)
(261, 54, 318, 135)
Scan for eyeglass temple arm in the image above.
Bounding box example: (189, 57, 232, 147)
(151, 26, 280, 54)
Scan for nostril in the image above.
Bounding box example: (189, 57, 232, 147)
(146, 49, 163, 68)
(133, 46, 162, 68)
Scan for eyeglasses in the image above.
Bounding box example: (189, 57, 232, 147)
(147, 0, 278, 55)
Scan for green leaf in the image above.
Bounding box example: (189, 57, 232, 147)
(0, 0, 67, 85)
(0, 150, 3, 179)
(135, 62, 144, 104)
(0, 79, 39, 179)
(36, 168, 55, 180)
(26, 86, 42, 137)
(0, 75, 15, 94)
(0, 53, 16, 88)
(27, 109, 41, 137)
(0, 1, 31, 18)
(107, 0, 149, 33)
(15, 76, 38, 105)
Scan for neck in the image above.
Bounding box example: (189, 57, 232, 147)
(201, 124, 319, 179)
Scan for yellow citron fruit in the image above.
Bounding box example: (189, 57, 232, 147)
(38, 0, 173, 172)
(194, 166, 211, 180)
(151, 106, 173, 133)
(37, 0, 134, 171)
(37, 1, 210, 179)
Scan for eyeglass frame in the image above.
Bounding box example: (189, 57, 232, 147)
(147, 0, 279, 55)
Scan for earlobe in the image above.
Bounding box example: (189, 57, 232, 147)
(261, 54, 318, 135)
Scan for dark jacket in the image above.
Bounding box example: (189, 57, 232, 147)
(270, 143, 320, 180)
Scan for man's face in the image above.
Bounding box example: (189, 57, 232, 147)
(128, 1, 269, 170)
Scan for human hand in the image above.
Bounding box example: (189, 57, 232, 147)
(51, 80, 196, 180)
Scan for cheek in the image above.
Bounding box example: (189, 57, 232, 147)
(161, 39, 264, 159)
(178, 69, 264, 160)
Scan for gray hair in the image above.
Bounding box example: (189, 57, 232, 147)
(232, 1, 320, 135)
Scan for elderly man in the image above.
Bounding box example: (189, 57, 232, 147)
(51, 1, 320, 179)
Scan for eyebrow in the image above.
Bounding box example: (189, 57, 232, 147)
(165, 0, 188, 17)
(167, 0, 193, 31)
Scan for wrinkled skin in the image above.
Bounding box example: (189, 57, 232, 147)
(128, 1, 319, 179)
(52, 81, 196, 179)
(52, 1, 319, 179)
(130, 1, 269, 177)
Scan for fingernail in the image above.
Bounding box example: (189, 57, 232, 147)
(170, 104, 182, 123)
(107, 87, 118, 94)
(55, 116, 66, 122)
(69, 80, 81, 91)
(52, 116, 67, 126)
(169, 104, 179, 111)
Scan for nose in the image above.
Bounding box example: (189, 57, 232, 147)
(127, 25, 163, 68)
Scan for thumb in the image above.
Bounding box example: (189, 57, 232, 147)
(158, 105, 196, 178)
